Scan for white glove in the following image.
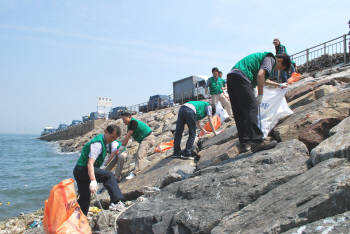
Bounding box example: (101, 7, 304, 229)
(256, 95, 263, 104)
(279, 83, 288, 89)
(89, 180, 98, 194)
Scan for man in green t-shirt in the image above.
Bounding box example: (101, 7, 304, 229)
(73, 124, 125, 215)
(173, 101, 217, 159)
(207, 67, 233, 118)
(120, 112, 155, 179)
(227, 52, 291, 153)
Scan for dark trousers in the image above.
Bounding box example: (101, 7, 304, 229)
(73, 165, 124, 215)
(227, 73, 263, 144)
(174, 105, 196, 156)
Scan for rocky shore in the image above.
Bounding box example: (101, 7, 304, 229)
(2, 65, 350, 234)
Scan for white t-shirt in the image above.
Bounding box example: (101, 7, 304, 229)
(88, 142, 102, 160)
(110, 141, 120, 153)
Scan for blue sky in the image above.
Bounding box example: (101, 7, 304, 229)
(1, 0, 349, 134)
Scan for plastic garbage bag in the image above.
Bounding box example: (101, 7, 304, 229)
(154, 140, 174, 153)
(258, 87, 293, 138)
(216, 101, 229, 122)
(43, 178, 91, 234)
(287, 72, 301, 84)
(199, 115, 221, 137)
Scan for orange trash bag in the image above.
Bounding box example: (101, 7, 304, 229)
(199, 115, 221, 137)
(155, 140, 174, 153)
(287, 72, 301, 84)
(43, 178, 91, 234)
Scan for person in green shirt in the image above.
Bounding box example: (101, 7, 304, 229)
(273, 38, 288, 82)
(207, 67, 233, 118)
(173, 101, 217, 159)
(73, 124, 125, 215)
(226, 52, 291, 153)
(120, 112, 155, 179)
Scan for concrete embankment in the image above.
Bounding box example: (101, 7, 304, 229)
(38, 119, 105, 141)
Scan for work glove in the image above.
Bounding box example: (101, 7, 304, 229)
(256, 95, 263, 105)
(279, 83, 288, 89)
(89, 180, 98, 194)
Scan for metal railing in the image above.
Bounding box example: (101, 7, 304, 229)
(291, 34, 350, 73)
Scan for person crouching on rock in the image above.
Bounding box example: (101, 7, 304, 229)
(121, 112, 155, 180)
(226, 52, 291, 153)
(104, 138, 128, 182)
(73, 124, 125, 215)
(172, 101, 217, 160)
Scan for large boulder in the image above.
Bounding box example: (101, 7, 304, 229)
(119, 157, 195, 201)
(288, 85, 338, 109)
(117, 140, 309, 234)
(197, 138, 239, 170)
(298, 117, 344, 151)
(285, 78, 337, 102)
(197, 126, 237, 150)
(273, 88, 350, 143)
(310, 116, 350, 166)
(212, 158, 350, 234)
(283, 211, 350, 234)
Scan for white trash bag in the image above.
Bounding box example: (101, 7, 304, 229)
(216, 101, 229, 122)
(258, 87, 293, 138)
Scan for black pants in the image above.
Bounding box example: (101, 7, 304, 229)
(174, 105, 196, 156)
(227, 72, 263, 144)
(73, 165, 124, 215)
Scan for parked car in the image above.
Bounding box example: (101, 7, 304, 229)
(109, 106, 127, 120)
(173, 75, 209, 104)
(82, 116, 89, 122)
(41, 127, 56, 136)
(90, 111, 105, 120)
(57, 124, 68, 130)
(71, 120, 82, 126)
(148, 95, 174, 111)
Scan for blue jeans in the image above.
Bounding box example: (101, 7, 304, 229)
(273, 70, 288, 83)
(174, 105, 196, 156)
(73, 165, 124, 215)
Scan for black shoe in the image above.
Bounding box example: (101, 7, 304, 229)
(171, 153, 183, 159)
(239, 143, 251, 153)
(180, 155, 194, 160)
(251, 140, 277, 153)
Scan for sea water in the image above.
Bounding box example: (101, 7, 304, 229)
(0, 134, 78, 220)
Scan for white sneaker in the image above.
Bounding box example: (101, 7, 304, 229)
(109, 201, 126, 212)
(125, 172, 136, 180)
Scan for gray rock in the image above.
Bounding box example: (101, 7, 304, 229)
(117, 140, 309, 234)
(273, 88, 350, 142)
(24, 226, 44, 234)
(283, 211, 350, 234)
(197, 138, 239, 170)
(310, 116, 350, 166)
(212, 158, 350, 234)
(119, 157, 195, 201)
(197, 126, 237, 150)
